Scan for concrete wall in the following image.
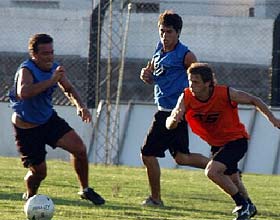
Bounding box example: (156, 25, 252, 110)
(0, 7, 91, 57)
(1, 102, 280, 175)
(0, 102, 95, 161)
(127, 14, 273, 65)
(255, 0, 280, 19)
(0, 0, 91, 9)
(160, 0, 254, 17)
(0, 4, 275, 64)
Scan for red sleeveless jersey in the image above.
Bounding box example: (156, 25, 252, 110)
(184, 85, 249, 146)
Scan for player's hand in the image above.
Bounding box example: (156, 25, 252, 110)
(166, 116, 178, 130)
(171, 108, 184, 122)
(140, 61, 153, 84)
(166, 108, 183, 130)
(77, 107, 92, 123)
(51, 66, 65, 83)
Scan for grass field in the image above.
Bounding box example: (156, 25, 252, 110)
(0, 156, 279, 220)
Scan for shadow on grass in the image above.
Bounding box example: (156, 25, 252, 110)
(1, 193, 279, 220)
(0, 192, 225, 217)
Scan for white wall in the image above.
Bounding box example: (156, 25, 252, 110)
(160, 0, 254, 17)
(0, 4, 275, 64)
(1, 102, 280, 175)
(126, 14, 273, 65)
(0, 0, 92, 9)
(0, 102, 94, 161)
(0, 7, 91, 57)
(255, 0, 280, 19)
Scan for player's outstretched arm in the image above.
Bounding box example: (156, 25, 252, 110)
(229, 87, 280, 128)
(166, 93, 186, 129)
(58, 68, 92, 123)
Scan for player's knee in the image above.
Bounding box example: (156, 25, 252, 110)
(174, 153, 189, 165)
(231, 174, 241, 186)
(34, 170, 47, 181)
(205, 167, 216, 180)
(141, 154, 149, 164)
(174, 156, 184, 165)
(141, 154, 155, 167)
(72, 145, 87, 159)
(40, 172, 47, 181)
(231, 178, 240, 186)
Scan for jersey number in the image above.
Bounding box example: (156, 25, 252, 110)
(193, 113, 220, 123)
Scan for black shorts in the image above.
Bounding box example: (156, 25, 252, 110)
(211, 138, 248, 175)
(141, 111, 189, 158)
(13, 111, 73, 168)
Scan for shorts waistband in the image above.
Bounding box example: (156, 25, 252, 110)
(158, 106, 172, 112)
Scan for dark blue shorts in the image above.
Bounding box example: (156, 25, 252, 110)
(141, 111, 190, 158)
(211, 138, 248, 175)
(13, 112, 73, 168)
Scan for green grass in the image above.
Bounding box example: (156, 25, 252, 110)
(0, 156, 279, 220)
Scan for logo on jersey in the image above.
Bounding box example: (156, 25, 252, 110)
(193, 112, 220, 123)
(153, 63, 166, 76)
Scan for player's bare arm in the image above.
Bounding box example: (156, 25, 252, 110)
(16, 67, 61, 99)
(184, 51, 197, 69)
(229, 87, 280, 128)
(140, 60, 154, 84)
(58, 71, 92, 123)
(165, 51, 197, 129)
(166, 93, 186, 129)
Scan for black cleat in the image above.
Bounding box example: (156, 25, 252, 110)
(249, 203, 257, 218)
(78, 188, 105, 205)
(232, 203, 251, 220)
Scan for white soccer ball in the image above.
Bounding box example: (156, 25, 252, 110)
(24, 194, 55, 220)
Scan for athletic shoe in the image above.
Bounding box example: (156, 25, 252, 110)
(232, 203, 252, 220)
(78, 187, 105, 205)
(142, 196, 164, 207)
(249, 203, 257, 218)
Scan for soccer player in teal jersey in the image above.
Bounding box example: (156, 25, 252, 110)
(140, 10, 209, 207)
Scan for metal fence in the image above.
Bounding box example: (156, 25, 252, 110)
(0, 0, 277, 164)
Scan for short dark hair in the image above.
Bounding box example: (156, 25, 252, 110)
(187, 63, 216, 86)
(28, 33, 53, 55)
(158, 10, 183, 33)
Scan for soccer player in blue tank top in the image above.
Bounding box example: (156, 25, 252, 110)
(140, 10, 209, 207)
(9, 33, 105, 205)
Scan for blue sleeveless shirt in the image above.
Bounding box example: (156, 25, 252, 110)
(152, 41, 190, 110)
(9, 59, 59, 124)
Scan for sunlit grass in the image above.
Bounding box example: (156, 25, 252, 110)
(0, 156, 279, 220)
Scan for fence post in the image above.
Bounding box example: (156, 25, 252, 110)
(87, 0, 111, 108)
(271, 13, 280, 106)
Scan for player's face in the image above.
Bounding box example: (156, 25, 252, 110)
(32, 43, 54, 71)
(158, 25, 179, 51)
(188, 74, 209, 98)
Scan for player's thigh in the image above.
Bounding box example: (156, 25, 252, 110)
(206, 159, 227, 174)
(56, 130, 86, 154)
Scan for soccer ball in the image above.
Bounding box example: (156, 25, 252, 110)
(24, 194, 55, 220)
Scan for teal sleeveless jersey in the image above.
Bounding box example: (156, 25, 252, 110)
(152, 41, 190, 109)
(9, 59, 59, 124)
